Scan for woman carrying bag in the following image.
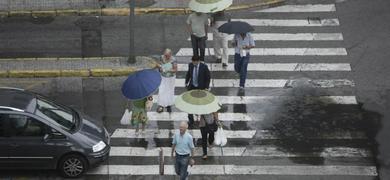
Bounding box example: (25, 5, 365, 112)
(199, 112, 219, 160)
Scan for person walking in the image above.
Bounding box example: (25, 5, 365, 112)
(185, 55, 211, 128)
(187, 12, 209, 62)
(199, 112, 219, 160)
(171, 121, 195, 180)
(156, 49, 177, 113)
(232, 32, 255, 89)
(131, 96, 152, 135)
(211, 10, 230, 67)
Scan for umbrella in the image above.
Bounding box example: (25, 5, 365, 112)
(121, 69, 161, 100)
(189, 0, 233, 13)
(175, 90, 221, 114)
(218, 21, 254, 34)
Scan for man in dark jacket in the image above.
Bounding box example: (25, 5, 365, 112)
(185, 55, 211, 128)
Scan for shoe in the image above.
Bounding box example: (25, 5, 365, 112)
(157, 106, 164, 113)
(222, 63, 228, 67)
(202, 155, 208, 160)
(166, 106, 172, 113)
(239, 86, 245, 89)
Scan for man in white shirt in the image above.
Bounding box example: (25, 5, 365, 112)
(233, 33, 255, 89)
(187, 12, 209, 62)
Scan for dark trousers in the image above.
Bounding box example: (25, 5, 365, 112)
(175, 154, 190, 180)
(200, 127, 215, 155)
(234, 53, 250, 87)
(187, 85, 202, 128)
(191, 34, 206, 61)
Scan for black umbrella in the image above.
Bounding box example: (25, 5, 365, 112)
(218, 21, 254, 34)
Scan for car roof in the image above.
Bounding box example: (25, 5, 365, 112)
(0, 88, 36, 112)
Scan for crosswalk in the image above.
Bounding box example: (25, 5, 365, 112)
(87, 2, 377, 179)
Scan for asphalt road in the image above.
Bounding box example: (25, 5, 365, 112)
(1, 0, 390, 179)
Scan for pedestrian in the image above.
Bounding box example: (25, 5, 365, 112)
(185, 55, 211, 128)
(156, 49, 177, 113)
(171, 121, 195, 180)
(211, 10, 230, 67)
(187, 12, 209, 62)
(131, 96, 152, 135)
(199, 112, 219, 160)
(232, 32, 255, 89)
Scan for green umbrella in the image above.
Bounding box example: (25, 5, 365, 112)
(175, 90, 221, 114)
(189, 0, 233, 13)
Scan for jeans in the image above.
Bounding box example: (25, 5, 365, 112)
(234, 53, 250, 87)
(200, 127, 215, 155)
(175, 154, 190, 180)
(191, 34, 206, 61)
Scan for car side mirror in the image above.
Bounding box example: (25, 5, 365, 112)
(44, 129, 65, 141)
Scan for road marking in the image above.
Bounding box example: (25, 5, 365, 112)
(174, 79, 355, 88)
(152, 95, 357, 105)
(188, 33, 343, 41)
(175, 48, 348, 56)
(111, 129, 256, 139)
(88, 165, 377, 176)
(177, 63, 351, 71)
(232, 18, 340, 26)
(111, 129, 367, 140)
(110, 146, 372, 157)
(138, 112, 262, 122)
(255, 4, 336, 12)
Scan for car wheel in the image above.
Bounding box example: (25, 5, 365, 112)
(58, 154, 88, 178)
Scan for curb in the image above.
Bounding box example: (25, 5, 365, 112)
(0, 0, 285, 17)
(0, 67, 138, 78)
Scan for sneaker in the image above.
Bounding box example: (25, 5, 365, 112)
(156, 106, 164, 113)
(166, 106, 172, 113)
(222, 63, 228, 68)
(202, 155, 208, 160)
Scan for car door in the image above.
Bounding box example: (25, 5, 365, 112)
(7, 114, 60, 169)
(0, 113, 10, 168)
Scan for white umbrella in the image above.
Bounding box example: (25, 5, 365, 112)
(189, 0, 233, 13)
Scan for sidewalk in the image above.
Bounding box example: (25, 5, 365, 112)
(0, 57, 157, 78)
(0, 0, 284, 16)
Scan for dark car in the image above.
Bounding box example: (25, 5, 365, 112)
(0, 87, 110, 178)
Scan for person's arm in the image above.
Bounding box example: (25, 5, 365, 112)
(171, 62, 178, 73)
(244, 33, 255, 49)
(171, 134, 177, 157)
(185, 64, 191, 86)
(204, 65, 211, 89)
(186, 15, 193, 35)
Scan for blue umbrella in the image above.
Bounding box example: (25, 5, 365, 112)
(121, 69, 161, 100)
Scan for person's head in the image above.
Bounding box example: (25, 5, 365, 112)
(163, 48, 172, 60)
(191, 55, 200, 65)
(179, 121, 188, 135)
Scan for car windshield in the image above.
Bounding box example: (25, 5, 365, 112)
(34, 97, 76, 131)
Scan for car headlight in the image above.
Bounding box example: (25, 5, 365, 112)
(92, 141, 106, 153)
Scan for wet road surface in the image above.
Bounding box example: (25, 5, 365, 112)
(2, 0, 390, 179)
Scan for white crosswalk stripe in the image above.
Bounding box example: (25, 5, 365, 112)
(232, 18, 340, 26)
(95, 3, 377, 179)
(255, 4, 337, 12)
(153, 95, 358, 104)
(88, 165, 377, 176)
(174, 79, 355, 88)
(176, 48, 348, 56)
(188, 33, 344, 41)
(110, 146, 372, 157)
(177, 63, 351, 71)
(111, 129, 367, 140)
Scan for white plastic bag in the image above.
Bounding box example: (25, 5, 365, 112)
(120, 109, 131, 125)
(214, 127, 227, 146)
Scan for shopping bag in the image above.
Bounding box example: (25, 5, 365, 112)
(120, 109, 131, 125)
(214, 127, 227, 146)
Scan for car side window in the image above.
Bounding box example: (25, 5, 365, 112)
(0, 114, 4, 137)
(8, 114, 46, 137)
